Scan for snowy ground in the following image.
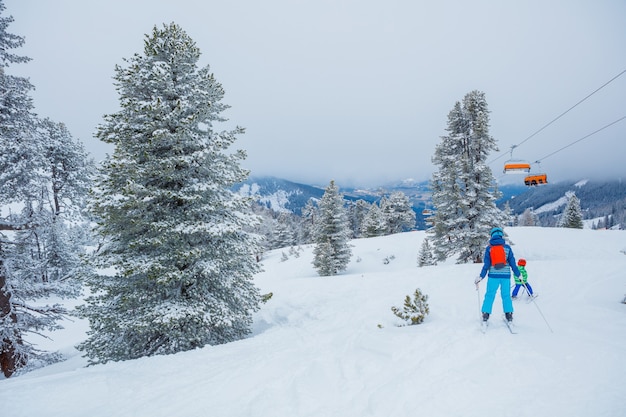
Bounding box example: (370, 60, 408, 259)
(2, 227, 626, 417)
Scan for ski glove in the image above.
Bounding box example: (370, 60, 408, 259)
(474, 276, 483, 285)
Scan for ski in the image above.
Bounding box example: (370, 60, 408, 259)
(526, 294, 539, 304)
(480, 320, 488, 333)
(502, 316, 517, 334)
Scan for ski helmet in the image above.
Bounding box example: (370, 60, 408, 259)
(490, 227, 504, 237)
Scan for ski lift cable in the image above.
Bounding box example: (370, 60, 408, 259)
(516, 69, 626, 149)
(489, 68, 626, 164)
(534, 115, 626, 163)
(494, 115, 626, 184)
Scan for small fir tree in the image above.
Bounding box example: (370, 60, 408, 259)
(392, 288, 430, 325)
(300, 199, 318, 244)
(417, 238, 436, 267)
(361, 203, 386, 238)
(271, 213, 296, 249)
(560, 192, 584, 229)
(380, 191, 416, 234)
(347, 199, 371, 238)
(519, 208, 540, 227)
(312, 180, 352, 276)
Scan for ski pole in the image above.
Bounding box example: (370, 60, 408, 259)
(476, 280, 482, 321)
(521, 282, 553, 333)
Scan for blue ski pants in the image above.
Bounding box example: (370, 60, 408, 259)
(512, 283, 533, 297)
(482, 277, 513, 314)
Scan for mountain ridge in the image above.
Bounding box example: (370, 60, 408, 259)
(236, 176, 625, 229)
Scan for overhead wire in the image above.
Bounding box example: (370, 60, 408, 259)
(489, 68, 626, 165)
(493, 114, 626, 183)
(534, 115, 626, 163)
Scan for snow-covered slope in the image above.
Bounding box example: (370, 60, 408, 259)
(2, 227, 625, 417)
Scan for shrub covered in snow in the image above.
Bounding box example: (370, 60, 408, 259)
(392, 288, 430, 325)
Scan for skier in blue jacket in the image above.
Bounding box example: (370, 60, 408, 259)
(474, 227, 521, 322)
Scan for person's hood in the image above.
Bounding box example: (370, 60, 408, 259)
(489, 236, 505, 246)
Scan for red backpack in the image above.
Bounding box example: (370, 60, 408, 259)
(490, 245, 507, 269)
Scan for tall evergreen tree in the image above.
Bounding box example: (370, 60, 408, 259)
(312, 180, 352, 276)
(0, 1, 93, 377)
(77, 23, 262, 364)
(560, 192, 583, 229)
(428, 91, 507, 263)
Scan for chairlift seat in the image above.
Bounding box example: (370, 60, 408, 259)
(504, 161, 531, 173)
(524, 173, 548, 186)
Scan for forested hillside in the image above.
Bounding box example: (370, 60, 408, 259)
(239, 177, 626, 231)
(502, 179, 626, 228)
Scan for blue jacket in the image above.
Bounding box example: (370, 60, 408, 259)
(480, 236, 520, 279)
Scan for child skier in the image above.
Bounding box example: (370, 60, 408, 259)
(512, 258, 534, 299)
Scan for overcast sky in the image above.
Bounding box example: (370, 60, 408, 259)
(5, 0, 626, 187)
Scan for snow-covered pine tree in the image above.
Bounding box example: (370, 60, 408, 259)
(36, 118, 95, 277)
(360, 203, 386, 238)
(347, 199, 370, 238)
(312, 240, 335, 276)
(380, 191, 416, 234)
(502, 201, 514, 226)
(0, 2, 92, 377)
(519, 208, 540, 227)
(417, 238, 436, 267)
(271, 212, 296, 249)
(312, 180, 352, 276)
(560, 192, 583, 229)
(10, 118, 94, 288)
(300, 199, 318, 244)
(429, 91, 507, 263)
(77, 23, 262, 364)
(0, 1, 36, 204)
(244, 203, 277, 259)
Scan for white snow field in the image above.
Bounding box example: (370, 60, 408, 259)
(2, 227, 625, 417)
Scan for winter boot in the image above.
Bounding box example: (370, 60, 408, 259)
(505, 312, 513, 322)
(482, 312, 490, 322)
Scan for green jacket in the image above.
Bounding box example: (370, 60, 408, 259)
(514, 265, 528, 284)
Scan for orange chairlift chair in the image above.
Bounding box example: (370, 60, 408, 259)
(503, 146, 531, 174)
(524, 173, 548, 186)
(524, 161, 548, 186)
